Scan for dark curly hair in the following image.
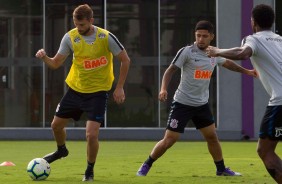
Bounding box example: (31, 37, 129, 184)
(252, 4, 275, 29)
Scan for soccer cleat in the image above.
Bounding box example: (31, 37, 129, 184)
(82, 174, 94, 182)
(136, 163, 151, 176)
(216, 167, 242, 176)
(43, 148, 69, 164)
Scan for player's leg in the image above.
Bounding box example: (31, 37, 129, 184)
(137, 101, 188, 176)
(43, 88, 81, 163)
(257, 138, 282, 183)
(199, 123, 222, 161)
(82, 120, 101, 181)
(86, 121, 101, 163)
(194, 103, 241, 176)
(82, 91, 108, 181)
(150, 129, 180, 159)
(136, 130, 180, 176)
(199, 124, 225, 172)
(51, 116, 69, 146)
(43, 116, 69, 163)
(199, 124, 241, 176)
(194, 104, 223, 161)
(257, 105, 282, 183)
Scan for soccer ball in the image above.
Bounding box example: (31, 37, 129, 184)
(27, 158, 51, 180)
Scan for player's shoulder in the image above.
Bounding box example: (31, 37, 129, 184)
(184, 43, 194, 50)
(178, 44, 194, 55)
(183, 44, 200, 58)
(244, 32, 280, 45)
(68, 28, 78, 35)
(61, 32, 71, 44)
(241, 34, 258, 46)
(96, 26, 108, 33)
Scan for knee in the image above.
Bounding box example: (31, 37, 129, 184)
(257, 146, 273, 162)
(162, 137, 177, 149)
(205, 132, 219, 143)
(51, 122, 63, 132)
(86, 132, 98, 141)
(257, 147, 266, 159)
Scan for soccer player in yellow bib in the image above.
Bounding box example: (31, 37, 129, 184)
(35, 4, 130, 182)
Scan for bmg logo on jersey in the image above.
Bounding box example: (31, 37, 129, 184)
(169, 119, 179, 129)
(84, 56, 108, 70)
(194, 70, 212, 79)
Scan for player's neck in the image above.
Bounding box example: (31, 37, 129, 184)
(84, 25, 95, 36)
(256, 27, 271, 33)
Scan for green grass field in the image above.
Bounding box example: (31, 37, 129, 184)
(0, 141, 278, 184)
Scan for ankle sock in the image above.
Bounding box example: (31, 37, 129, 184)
(85, 161, 95, 175)
(145, 155, 155, 167)
(57, 144, 67, 151)
(214, 159, 225, 172)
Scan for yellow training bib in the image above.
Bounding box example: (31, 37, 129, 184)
(66, 27, 114, 93)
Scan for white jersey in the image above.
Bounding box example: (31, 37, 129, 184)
(243, 31, 282, 106)
(173, 43, 225, 106)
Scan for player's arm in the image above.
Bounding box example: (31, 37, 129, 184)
(35, 33, 70, 69)
(108, 32, 131, 104)
(35, 49, 67, 70)
(207, 45, 253, 60)
(159, 64, 179, 102)
(114, 49, 131, 104)
(222, 59, 258, 78)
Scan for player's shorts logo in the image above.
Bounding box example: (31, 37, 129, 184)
(56, 104, 60, 112)
(275, 127, 282, 137)
(170, 119, 179, 129)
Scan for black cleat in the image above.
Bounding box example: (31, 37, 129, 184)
(43, 148, 69, 164)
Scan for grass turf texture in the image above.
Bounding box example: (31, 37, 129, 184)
(0, 141, 279, 184)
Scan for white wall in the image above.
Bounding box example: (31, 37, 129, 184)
(217, 0, 242, 132)
(217, 0, 274, 139)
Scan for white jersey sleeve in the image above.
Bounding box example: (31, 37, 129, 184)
(242, 35, 257, 55)
(216, 57, 226, 66)
(171, 47, 189, 68)
(242, 31, 282, 105)
(108, 32, 124, 56)
(58, 33, 72, 56)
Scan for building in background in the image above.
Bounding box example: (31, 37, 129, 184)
(0, 0, 280, 140)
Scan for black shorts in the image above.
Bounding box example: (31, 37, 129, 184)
(166, 101, 214, 133)
(259, 105, 282, 140)
(55, 88, 108, 123)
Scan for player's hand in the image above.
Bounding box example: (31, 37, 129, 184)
(206, 46, 219, 57)
(159, 90, 168, 102)
(113, 87, 125, 104)
(248, 69, 259, 78)
(35, 49, 47, 59)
